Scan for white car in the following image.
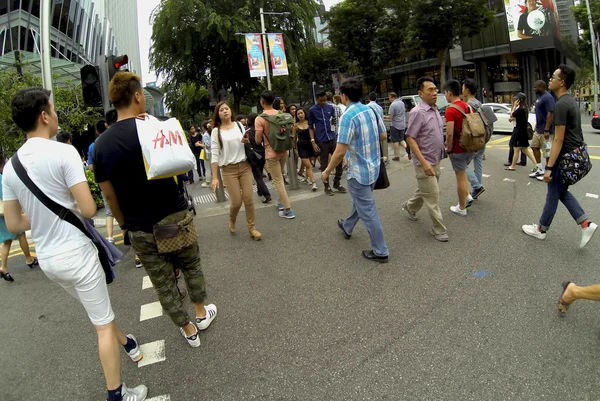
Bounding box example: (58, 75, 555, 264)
(485, 103, 537, 134)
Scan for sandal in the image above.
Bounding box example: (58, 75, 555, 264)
(27, 257, 39, 269)
(504, 167, 516, 171)
(558, 281, 572, 317)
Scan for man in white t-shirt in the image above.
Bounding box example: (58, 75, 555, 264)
(2, 88, 147, 401)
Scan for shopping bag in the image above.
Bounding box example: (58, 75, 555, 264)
(136, 115, 195, 180)
(200, 149, 205, 160)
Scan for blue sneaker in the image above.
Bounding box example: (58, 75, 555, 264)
(276, 201, 284, 211)
(279, 210, 295, 219)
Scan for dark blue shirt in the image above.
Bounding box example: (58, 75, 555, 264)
(308, 103, 336, 142)
(535, 91, 556, 134)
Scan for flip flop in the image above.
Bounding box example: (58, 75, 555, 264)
(558, 281, 572, 317)
(504, 167, 516, 171)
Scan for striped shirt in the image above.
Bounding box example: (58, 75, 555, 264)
(338, 102, 385, 185)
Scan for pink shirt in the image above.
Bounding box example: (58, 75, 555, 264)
(405, 101, 445, 166)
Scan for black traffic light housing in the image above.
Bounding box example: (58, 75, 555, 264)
(80, 65, 103, 108)
(108, 54, 129, 81)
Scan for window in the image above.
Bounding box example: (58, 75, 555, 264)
(51, 0, 62, 30)
(0, 0, 8, 15)
(30, 0, 39, 17)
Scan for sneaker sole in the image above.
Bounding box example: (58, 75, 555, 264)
(280, 214, 296, 219)
(472, 188, 486, 199)
(580, 224, 598, 248)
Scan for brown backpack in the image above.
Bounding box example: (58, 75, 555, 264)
(448, 104, 486, 152)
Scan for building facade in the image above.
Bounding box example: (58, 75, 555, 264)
(0, 0, 141, 84)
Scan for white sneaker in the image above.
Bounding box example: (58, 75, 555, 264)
(179, 323, 201, 347)
(124, 334, 143, 362)
(305, 179, 313, 186)
(536, 175, 545, 182)
(450, 205, 467, 216)
(107, 237, 115, 244)
(298, 175, 306, 183)
(466, 195, 474, 208)
(529, 169, 544, 178)
(312, 183, 317, 191)
(201, 182, 210, 188)
(120, 383, 148, 401)
(580, 222, 598, 248)
(522, 224, 547, 240)
(196, 304, 217, 331)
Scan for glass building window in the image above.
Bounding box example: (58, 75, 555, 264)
(31, 0, 39, 17)
(0, 0, 8, 15)
(20, 0, 30, 11)
(51, 0, 62, 30)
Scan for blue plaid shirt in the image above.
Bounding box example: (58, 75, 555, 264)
(338, 102, 385, 185)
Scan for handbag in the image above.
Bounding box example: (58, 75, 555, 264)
(11, 152, 116, 284)
(374, 143, 390, 190)
(558, 144, 592, 185)
(153, 211, 198, 254)
(200, 148, 205, 160)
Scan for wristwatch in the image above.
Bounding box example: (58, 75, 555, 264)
(544, 130, 550, 133)
(310, 139, 315, 143)
(545, 165, 553, 171)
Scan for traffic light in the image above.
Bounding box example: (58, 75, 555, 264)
(108, 54, 129, 81)
(80, 65, 103, 107)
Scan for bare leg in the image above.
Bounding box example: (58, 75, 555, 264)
(302, 159, 316, 183)
(106, 217, 114, 239)
(563, 283, 600, 305)
(508, 149, 520, 169)
(17, 234, 34, 264)
(532, 148, 541, 164)
(0, 240, 12, 274)
(94, 321, 122, 390)
(393, 142, 400, 158)
(194, 302, 207, 318)
(520, 147, 538, 166)
(455, 171, 470, 210)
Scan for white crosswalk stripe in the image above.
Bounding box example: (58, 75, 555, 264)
(137, 340, 166, 368)
(142, 276, 153, 290)
(147, 396, 171, 401)
(140, 301, 163, 322)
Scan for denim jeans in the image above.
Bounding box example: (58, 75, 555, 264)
(539, 165, 587, 231)
(342, 178, 389, 257)
(466, 146, 485, 191)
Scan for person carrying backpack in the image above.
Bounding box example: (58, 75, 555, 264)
(254, 91, 296, 219)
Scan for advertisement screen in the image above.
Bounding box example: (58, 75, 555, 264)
(504, 0, 560, 42)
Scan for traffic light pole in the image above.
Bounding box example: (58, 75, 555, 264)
(585, 0, 598, 113)
(40, 0, 54, 103)
(259, 8, 271, 91)
(100, 59, 111, 113)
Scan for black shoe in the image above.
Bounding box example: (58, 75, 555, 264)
(337, 219, 351, 239)
(268, 173, 272, 181)
(324, 185, 334, 196)
(1, 272, 14, 282)
(27, 257, 39, 269)
(517, 162, 527, 167)
(504, 162, 511, 167)
(361, 250, 389, 263)
(257, 191, 263, 197)
(472, 186, 486, 199)
(333, 184, 347, 193)
(262, 197, 272, 204)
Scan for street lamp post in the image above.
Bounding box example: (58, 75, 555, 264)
(586, 0, 598, 112)
(260, 8, 271, 91)
(40, 0, 54, 103)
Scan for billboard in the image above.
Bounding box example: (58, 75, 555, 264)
(268, 34, 289, 76)
(504, 0, 560, 42)
(245, 34, 267, 78)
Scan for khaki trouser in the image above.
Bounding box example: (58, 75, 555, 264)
(221, 161, 256, 232)
(266, 156, 291, 210)
(406, 164, 447, 234)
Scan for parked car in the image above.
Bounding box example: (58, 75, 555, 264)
(592, 112, 600, 130)
(485, 102, 537, 134)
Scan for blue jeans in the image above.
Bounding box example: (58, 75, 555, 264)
(539, 165, 587, 231)
(342, 178, 389, 257)
(466, 146, 485, 192)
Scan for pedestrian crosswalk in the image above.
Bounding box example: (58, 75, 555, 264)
(193, 181, 279, 204)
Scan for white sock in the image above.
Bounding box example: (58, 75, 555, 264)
(537, 163, 543, 171)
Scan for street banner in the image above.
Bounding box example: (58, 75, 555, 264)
(245, 34, 267, 78)
(268, 34, 289, 76)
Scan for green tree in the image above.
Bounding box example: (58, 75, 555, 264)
(150, 0, 319, 114)
(297, 46, 348, 89)
(53, 81, 103, 135)
(162, 81, 209, 127)
(409, 0, 494, 85)
(571, 1, 600, 66)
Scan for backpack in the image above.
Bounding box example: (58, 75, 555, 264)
(448, 104, 486, 152)
(479, 104, 497, 143)
(260, 112, 294, 152)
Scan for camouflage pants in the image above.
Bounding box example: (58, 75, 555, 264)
(129, 211, 206, 327)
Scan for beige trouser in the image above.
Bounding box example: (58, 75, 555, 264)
(406, 164, 447, 234)
(266, 156, 291, 210)
(221, 161, 256, 232)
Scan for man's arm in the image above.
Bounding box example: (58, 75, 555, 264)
(547, 125, 565, 169)
(71, 182, 97, 219)
(544, 112, 554, 138)
(324, 143, 349, 176)
(445, 122, 455, 153)
(255, 117, 263, 144)
(97, 181, 124, 225)
(3, 200, 31, 234)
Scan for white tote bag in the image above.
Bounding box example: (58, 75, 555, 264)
(136, 115, 195, 180)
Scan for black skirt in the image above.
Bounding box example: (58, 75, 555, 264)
(297, 139, 315, 159)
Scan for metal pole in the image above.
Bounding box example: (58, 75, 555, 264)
(215, 167, 226, 202)
(586, 0, 598, 113)
(101, 0, 111, 113)
(287, 150, 299, 190)
(260, 8, 271, 91)
(40, 0, 54, 103)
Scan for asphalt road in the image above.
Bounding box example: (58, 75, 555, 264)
(2, 124, 600, 401)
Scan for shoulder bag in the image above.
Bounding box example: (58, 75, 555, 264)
(559, 144, 592, 185)
(11, 152, 117, 284)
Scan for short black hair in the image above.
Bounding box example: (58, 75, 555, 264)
(11, 87, 52, 132)
(260, 91, 276, 105)
(369, 92, 377, 101)
(247, 112, 258, 127)
(462, 78, 478, 96)
(315, 91, 326, 99)
(340, 77, 362, 103)
(326, 92, 333, 101)
(96, 119, 107, 134)
(236, 114, 246, 122)
(273, 97, 282, 110)
(557, 64, 575, 90)
(202, 120, 211, 131)
(443, 79, 461, 97)
(417, 76, 435, 92)
(56, 131, 72, 144)
(105, 109, 118, 126)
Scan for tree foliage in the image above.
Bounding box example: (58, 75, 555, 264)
(150, 0, 320, 115)
(571, 0, 600, 67)
(297, 46, 349, 89)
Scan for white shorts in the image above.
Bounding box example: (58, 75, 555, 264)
(39, 241, 115, 326)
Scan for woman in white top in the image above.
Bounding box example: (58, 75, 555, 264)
(210, 102, 261, 241)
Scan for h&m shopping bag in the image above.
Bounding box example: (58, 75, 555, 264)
(136, 115, 195, 180)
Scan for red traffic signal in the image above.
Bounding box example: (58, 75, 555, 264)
(108, 54, 129, 81)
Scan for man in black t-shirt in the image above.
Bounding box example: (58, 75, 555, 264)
(522, 64, 597, 248)
(94, 72, 217, 348)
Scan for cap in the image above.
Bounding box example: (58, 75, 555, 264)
(515, 92, 527, 100)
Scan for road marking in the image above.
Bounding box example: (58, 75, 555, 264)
(488, 136, 511, 145)
(503, 178, 516, 183)
(586, 193, 599, 199)
(138, 340, 166, 367)
(591, 155, 600, 160)
(527, 182, 531, 185)
(142, 276, 153, 290)
(140, 301, 163, 322)
(482, 174, 491, 178)
(147, 396, 171, 401)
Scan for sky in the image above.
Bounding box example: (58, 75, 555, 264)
(136, 0, 343, 85)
